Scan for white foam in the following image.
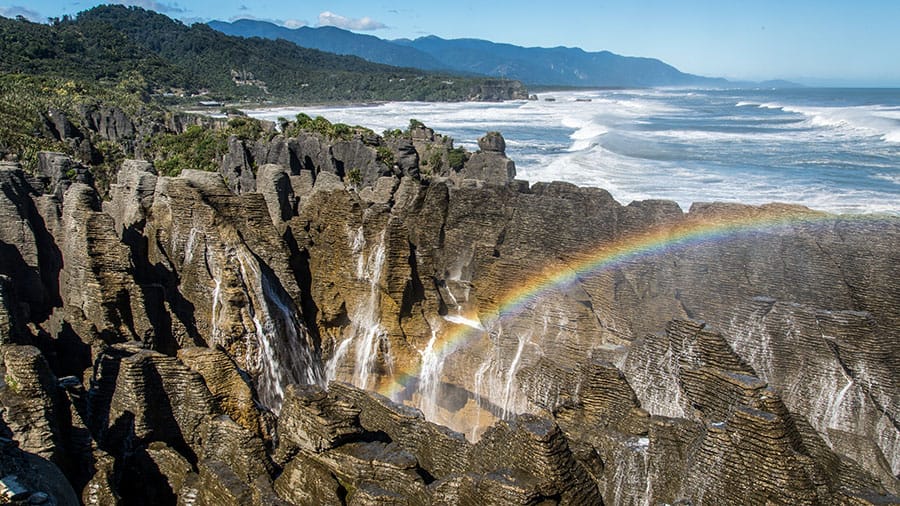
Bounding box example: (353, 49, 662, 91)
(443, 314, 485, 331)
(243, 89, 900, 215)
(762, 103, 900, 144)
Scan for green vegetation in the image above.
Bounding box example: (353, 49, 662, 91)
(4, 373, 20, 393)
(148, 125, 225, 176)
(407, 119, 426, 132)
(0, 73, 147, 175)
(147, 116, 273, 176)
(448, 147, 467, 170)
(0, 7, 491, 197)
(282, 113, 370, 141)
(427, 151, 444, 172)
(346, 167, 362, 188)
(0, 6, 523, 104)
(93, 139, 126, 189)
(375, 145, 395, 166)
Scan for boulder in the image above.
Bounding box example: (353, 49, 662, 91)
(460, 133, 515, 185)
(477, 131, 506, 155)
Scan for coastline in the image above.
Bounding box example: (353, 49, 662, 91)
(231, 87, 900, 215)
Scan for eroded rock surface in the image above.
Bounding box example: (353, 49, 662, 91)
(0, 118, 897, 505)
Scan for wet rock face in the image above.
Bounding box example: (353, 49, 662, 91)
(294, 168, 899, 501)
(0, 137, 898, 505)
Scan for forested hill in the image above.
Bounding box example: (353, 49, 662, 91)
(0, 5, 526, 103)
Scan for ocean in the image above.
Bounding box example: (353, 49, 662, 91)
(245, 88, 900, 214)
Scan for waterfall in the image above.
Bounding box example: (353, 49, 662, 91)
(417, 327, 443, 420)
(441, 313, 484, 330)
(472, 358, 492, 441)
(502, 332, 529, 418)
(230, 246, 324, 412)
(210, 277, 222, 341)
(325, 337, 353, 383)
(624, 336, 687, 419)
(609, 437, 652, 506)
(724, 303, 900, 476)
(828, 375, 854, 429)
(469, 321, 531, 428)
(725, 305, 775, 382)
(352, 230, 390, 389)
(183, 227, 199, 264)
(327, 227, 392, 390)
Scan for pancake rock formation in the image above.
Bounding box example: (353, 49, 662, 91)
(0, 120, 898, 505)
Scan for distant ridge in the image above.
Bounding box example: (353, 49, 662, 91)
(0, 6, 527, 103)
(211, 19, 729, 88)
(208, 19, 447, 71)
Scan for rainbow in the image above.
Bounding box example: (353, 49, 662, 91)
(376, 208, 886, 400)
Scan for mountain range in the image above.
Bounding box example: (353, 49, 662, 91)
(209, 19, 729, 88)
(0, 6, 526, 104)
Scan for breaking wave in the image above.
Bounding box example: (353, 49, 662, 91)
(245, 88, 900, 214)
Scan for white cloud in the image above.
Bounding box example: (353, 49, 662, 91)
(226, 13, 308, 29)
(318, 11, 386, 31)
(116, 0, 185, 14)
(0, 5, 43, 22)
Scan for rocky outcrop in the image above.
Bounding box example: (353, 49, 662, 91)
(275, 382, 600, 504)
(467, 79, 530, 102)
(0, 164, 62, 329)
(459, 131, 516, 184)
(220, 136, 257, 194)
(0, 432, 79, 506)
(52, 183, 154, 348)
(78, 104, 135, 144)
(0, 119, 897, 505)
(0, 345, 64, 462)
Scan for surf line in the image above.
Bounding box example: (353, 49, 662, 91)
(377, 208, 884, 400)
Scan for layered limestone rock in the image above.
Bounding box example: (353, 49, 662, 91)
(275, 382, 600, 505)
(0, 345, 64, 462)
(0, 431, 79, 506)
(459, 131, 516, 185)
(52, 182, 154, 349)
(292, 164, 899, 500)
(0, 164, 61, 329)
(0, 119, 897, 505)
(136, 168, 322, 409)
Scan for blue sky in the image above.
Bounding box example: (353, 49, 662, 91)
(4, 1, 900, 85)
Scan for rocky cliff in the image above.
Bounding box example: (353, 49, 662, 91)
(0, 118, 897, 505)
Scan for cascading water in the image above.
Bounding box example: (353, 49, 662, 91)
(469, 321, 532, 433)
(609, 437, 652, 506)
(724, 304, 900, 476)
(624, 335, 688, 419)
(183, 227, 199, 265)
(210, 277, 222, 339)
(209, 246, 324, 413)
(417, 326, 443, 420)
(502, 332, 530, 418)
(325, 337, 353, 383)
(472, 359, 492, 440)
(725, 302, 775, 381)
(325, 227, 392, 390)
